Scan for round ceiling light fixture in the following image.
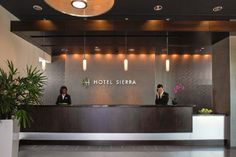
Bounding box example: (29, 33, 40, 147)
(154, 5, 163, 11)
(213, 6, 223, 12)
(71, 0, 87, 9)
(33, 5, 43, 11)
(44, 0, 115, 17)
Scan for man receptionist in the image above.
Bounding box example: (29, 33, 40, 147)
(155, 84, 169, 105)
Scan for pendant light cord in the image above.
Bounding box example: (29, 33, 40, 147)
(83, 32, 86, 59)
(125, 32, 127, 57)
(166, 31, 169, 55)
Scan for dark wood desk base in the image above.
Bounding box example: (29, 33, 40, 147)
(22, 105, 193, 133)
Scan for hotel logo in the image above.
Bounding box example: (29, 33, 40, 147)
(81, 77, 91, 88)
(82, 77, 136, 88)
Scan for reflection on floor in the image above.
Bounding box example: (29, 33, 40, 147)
(19, 145, 236, 157)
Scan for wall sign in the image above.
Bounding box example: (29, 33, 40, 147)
(82, 77, 136, 88)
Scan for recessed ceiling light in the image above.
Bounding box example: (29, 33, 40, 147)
(71, 0, 87, 9)
(128, 48, 135, 52)
(61, 48, 69, 52)
(200, 47, 205, 52)
(94, 46, 101, 52)
(213, 6, 223, 12)
(154, 5, 163, 11)
(33, 5, 43, 11)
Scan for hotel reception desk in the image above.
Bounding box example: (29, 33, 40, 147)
(20, 105, 227, 145)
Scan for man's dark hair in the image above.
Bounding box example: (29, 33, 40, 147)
(157, 84, 163, 88)
(60, 86, 68, 94)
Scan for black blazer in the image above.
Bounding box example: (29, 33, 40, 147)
(155, 92, 169, 105)
(56, 94, 71, 105)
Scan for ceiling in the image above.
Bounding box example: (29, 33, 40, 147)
(13, 30, 220, 56)
(1, 0, 236, 21)
(1, 1, 232, 55)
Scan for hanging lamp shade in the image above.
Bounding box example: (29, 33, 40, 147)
(124, 58, 128, 71)
(165, 59, 170, 72)
(44, 0, 115, 17)
(83, 58, 87, 71)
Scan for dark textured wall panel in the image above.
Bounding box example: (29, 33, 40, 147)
(155, 54, 212, 112)
(42, 56, 65, 105)
(43, 54, 213, 110)
(65, 54, 155, 105)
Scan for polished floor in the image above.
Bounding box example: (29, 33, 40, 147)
(19, 145, 236, 157)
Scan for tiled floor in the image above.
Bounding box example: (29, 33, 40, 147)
(19, 145, 236, 157)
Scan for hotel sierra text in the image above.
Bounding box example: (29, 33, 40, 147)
(82, 77, 136, 88)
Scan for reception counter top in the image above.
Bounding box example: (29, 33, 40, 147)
(22, 105, 193, 133)
(30, 104, 195, 107)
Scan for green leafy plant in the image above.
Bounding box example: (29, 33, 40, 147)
(198, 108, 213, 114)
(0, 60, 46, 128)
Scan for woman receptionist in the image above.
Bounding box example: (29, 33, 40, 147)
(56, 86, 71, 105)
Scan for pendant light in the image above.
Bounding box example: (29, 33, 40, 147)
(124, 58, 128, 71)
(166, 32, 170, 72)
(124, 33, 128, 71)
(83, 33, 87, 71)
(166, 59, 170, 72)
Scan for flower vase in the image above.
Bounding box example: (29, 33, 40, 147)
(172, 98, 178, 105)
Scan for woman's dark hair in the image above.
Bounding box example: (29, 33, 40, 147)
(60, 86, 68, 94)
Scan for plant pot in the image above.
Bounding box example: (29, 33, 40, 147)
(172, 100, 178, 105)
(0, 119, 20, 157)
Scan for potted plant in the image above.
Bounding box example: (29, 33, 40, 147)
(172, 83, 185, 105)
(0, 60, 46, 157)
